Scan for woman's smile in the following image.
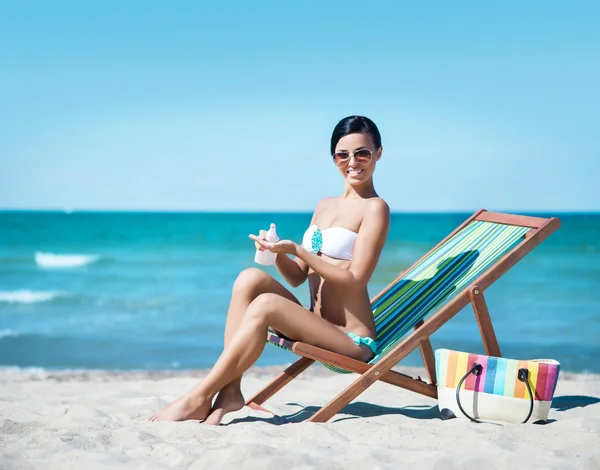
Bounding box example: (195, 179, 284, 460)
(347, 167, 365, 177)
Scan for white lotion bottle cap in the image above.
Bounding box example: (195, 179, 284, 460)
(266, 224, 279, 242)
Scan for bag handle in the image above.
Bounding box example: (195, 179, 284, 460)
(455, 363, 534, 424)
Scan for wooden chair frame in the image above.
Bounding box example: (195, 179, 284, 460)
(245, 210, 561, 423)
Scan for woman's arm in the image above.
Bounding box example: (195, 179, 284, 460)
(296, 199, 390, 290)
(252, 198, 390, 291)
(274, 253, 309, 288)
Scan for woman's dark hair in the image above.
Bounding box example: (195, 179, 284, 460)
(330, 116, 382, 155)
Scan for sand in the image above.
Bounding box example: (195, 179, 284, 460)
(1, 365, 599, 469)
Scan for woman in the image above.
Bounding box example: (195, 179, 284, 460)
(150, 115, 390, 424)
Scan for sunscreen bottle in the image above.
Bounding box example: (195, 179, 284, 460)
(254, 224, 279, 266)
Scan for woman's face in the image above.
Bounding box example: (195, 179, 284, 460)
(333, 132, 382, 185)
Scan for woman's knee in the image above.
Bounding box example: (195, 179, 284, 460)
(245, 293, 280, 324)
(232, 268, 270, 296)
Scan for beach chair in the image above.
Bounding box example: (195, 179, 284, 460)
(246, 209, 561, 423)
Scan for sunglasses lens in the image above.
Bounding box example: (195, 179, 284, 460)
(354, 149, 372, 164)
(334, 152, 350, 166)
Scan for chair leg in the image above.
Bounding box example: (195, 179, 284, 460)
(470, 286, 501, 357)
(308, 362, 391, 423)
(414, 319, 437, 386)
(245, 357, 314, 408)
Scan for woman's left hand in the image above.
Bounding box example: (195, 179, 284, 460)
(248, 234, 298, 256)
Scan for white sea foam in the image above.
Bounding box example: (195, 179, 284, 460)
(0, 290, 66, 304)
(35, 252, 99, 269)
(0, 329, 20, 338)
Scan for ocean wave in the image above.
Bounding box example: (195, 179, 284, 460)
(0, 329, 20, 338)
(0, 290, 68, 304)
(35, 252, 99, 269)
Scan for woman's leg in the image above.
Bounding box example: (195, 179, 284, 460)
(148, 268, 301, 422)
(149, 292, 370, 422)
(205, 268, 301, 423)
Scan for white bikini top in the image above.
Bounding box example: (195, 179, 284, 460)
(302, 224, 358, 261)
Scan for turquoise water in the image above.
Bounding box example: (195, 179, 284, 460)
(0, 211, 598, 373)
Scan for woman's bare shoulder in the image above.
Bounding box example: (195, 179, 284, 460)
(308, 197, 338, 224)
(365, 197, 390, 218)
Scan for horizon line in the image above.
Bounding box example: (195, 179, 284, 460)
(1, 208, 599, 216)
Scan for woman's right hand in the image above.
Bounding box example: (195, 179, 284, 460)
(254, 229, 268, 251)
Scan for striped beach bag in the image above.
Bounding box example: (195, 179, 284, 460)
(435, 349, 560, 424)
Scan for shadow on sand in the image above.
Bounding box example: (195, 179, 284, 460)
(227, 395, 600, 426)
(551, 395, 600, 411)
(228, 402, 440, 425)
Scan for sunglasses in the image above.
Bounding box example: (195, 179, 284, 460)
(332, 148, 375, 167)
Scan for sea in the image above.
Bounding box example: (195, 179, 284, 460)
(1, 211, 598, 373)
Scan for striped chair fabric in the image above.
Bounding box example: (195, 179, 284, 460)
(267, 220, 530, 372)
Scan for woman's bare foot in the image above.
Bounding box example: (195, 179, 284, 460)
(148, 393, 212, 422)
(203, 387, 245, 426)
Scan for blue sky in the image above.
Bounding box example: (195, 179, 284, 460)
(1, 1, 598, 212)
